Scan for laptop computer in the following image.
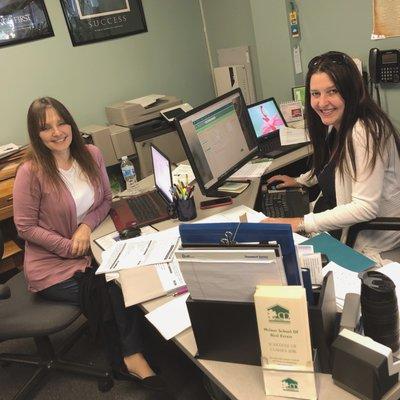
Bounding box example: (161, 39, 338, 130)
(247, 97, 306, 158)
(110, 145, 174, 231)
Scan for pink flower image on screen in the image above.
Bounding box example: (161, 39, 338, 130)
(260, 105, 284, 134)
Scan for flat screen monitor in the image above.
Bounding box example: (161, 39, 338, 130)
(175, 89, 257, 196)
(247, 97, 287, 140)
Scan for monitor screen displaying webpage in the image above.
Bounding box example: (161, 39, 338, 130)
(176, 90, 257, 191)
(247, 98, 286, 139)
(151, 145, 173, 203)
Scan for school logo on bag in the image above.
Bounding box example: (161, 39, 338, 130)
(282, 378, 299, 392)
(267, 305, 290, 323)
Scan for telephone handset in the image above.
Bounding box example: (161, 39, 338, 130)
(369, 48, 400, 83)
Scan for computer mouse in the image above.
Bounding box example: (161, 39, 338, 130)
(120, 226, 141, 239)
(267, 180, 284, 190)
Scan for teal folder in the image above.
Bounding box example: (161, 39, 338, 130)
(302, 232, 375, 273)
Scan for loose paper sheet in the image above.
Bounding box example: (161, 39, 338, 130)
(145, 293, 191, 340)
(322, 261, 361, 309)
(279, 127, 310, 146)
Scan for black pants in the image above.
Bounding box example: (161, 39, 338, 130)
(38, 275, 144, 358)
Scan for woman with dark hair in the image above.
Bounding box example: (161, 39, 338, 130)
(265, 51, 400, 257)
(13, 97, 169, 393)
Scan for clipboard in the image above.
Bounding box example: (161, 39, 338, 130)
(179, 222, 302, 285)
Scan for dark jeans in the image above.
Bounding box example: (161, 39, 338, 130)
(39, 275, 144, 358)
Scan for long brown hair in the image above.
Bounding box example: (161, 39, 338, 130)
(26, 97, 101, 189)
(305, 51, 400, 178)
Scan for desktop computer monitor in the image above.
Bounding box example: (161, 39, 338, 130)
(175, 89, 257, 196)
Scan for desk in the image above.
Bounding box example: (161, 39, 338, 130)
(91, 148, 400, 400)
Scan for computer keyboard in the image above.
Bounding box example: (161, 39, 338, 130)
(259, 135, 281, 155)
(262, 189, 309, 218)
(128, 194, 161, 222)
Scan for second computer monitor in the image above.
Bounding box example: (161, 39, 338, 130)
(247, 97, 287, 139)
(175, 89, 257, 196)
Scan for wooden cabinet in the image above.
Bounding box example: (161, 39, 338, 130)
(0, 148, 27, 274)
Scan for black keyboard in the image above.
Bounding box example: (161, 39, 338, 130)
(128, 194, 161, 223)
(262, 189, 309, 218)
(259, 135, 281, 154)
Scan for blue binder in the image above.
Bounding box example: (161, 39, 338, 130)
(179, 222, 302, 285)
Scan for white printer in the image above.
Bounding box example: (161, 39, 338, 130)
(105, 94, 182, 126)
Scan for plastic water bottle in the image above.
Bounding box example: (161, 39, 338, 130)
(120, 156, 140, 194)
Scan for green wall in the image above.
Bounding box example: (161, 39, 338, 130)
(249, 0, 400, 125)
(200, 0, 262, 100)
(0, 0, 214, 146)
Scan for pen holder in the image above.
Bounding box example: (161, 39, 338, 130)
(176, 197, 197, 221)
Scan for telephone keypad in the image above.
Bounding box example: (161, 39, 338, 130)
(381, 66, 400, 83)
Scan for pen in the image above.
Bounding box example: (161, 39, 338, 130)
(251, 157, 272, 164)
(173, 287, 189, 297)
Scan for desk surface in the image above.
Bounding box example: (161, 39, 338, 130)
(90, 147, 400, 400)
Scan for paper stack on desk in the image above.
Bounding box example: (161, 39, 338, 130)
(96, 236, 179, 274)
(229, 159, 272, 179)
(175, 245, 286, 303)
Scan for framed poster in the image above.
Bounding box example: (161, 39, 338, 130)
(292, 86, 306, 107)
(60, 0, 147, 46)
(0, 0, 54, 48)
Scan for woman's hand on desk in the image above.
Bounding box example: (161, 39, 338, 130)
(71, 223, 92, 256)
(267, 175, 300, 189)
(261, 217, 304, 232)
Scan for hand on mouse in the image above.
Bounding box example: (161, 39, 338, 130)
(267, 175, 301, 189)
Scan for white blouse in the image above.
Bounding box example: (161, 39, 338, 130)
(59, 161, 95, 224)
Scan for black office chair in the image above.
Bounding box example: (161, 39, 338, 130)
(0, 229, 113, 399)
(346, 217, 400, 248)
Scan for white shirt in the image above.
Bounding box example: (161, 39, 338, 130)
(59, 161, 95, 224)
(296, 120, 400, 255)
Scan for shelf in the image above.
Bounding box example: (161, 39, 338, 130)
(3, 240, 22, 259)
(0, 240, 22, 274)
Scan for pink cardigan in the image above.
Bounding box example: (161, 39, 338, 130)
(13, 145, 112, 292)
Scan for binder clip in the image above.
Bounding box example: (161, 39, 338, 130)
(220, 231, 236, 246)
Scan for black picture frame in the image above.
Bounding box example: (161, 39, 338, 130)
(0, 0, 54, 48)
(60, 0, 147, 46)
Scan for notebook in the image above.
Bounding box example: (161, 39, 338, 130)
(247, 97, 306, 158)
(110, 145, 174, 231)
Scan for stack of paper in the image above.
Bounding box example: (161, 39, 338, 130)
(230, 159, 272, 179)
(175, 245, 286, 302)
(96, 236, 179, 274)
(0, 143, 20, 160)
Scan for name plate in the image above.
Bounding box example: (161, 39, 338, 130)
(254, 285, 313, 370)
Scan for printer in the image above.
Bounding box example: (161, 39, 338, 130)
(105, 94, 187, 178)
(80, 124, 136, 167)
(105, 94, 182, 126)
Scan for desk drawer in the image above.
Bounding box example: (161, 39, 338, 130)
(0, 205, 13, 221)
(0, 178, 14, 210)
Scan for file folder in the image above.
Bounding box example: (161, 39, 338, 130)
(302, 232, 374, 273)
(179, 222, 302, 285)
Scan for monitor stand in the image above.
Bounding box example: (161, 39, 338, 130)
(206, 180, 251, 198)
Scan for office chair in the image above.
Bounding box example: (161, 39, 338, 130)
(346, 217, 400, 249)
(0, 229, 113, 399)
